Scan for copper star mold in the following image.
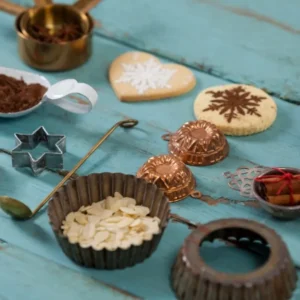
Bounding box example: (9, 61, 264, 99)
(11, 126, 66, 176)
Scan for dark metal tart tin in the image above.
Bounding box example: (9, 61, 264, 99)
(48, 173, 170, 269)
(252, 167, 300, 220)
(162, 120, 229, 166)
(171, 218, 297, 300)
(136, 154, 202, 203)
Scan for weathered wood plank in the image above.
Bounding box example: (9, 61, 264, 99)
(0, 240, 141, 300)
(0, 9, 300, 300)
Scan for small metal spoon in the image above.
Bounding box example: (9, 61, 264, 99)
(0, 119, 138, 220)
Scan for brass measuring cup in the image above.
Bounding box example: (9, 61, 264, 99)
(0, 0, 100, 71)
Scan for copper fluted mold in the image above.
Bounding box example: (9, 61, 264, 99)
(137, 155, 202, 203)
(162, 120, 229, 166)
(48, 173, 170, 269)
(171, 218, 297, 300)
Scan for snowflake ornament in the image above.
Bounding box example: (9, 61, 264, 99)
(115, 58, 177, 95)
(223, 165, 271, 198)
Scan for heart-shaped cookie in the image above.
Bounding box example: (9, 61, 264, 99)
(109, 52, 196, 102)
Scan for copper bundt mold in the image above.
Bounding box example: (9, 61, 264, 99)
(162, 120, 229, 166)
(171, 218, 297, 300)
(137, 154, 202, 203)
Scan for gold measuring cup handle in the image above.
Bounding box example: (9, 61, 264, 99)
(73, 0, 103, 13)
(0, 0, 25, 16)
(34, 0, 53, 6)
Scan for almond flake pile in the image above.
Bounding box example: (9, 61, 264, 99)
(61, 192, 161, 250)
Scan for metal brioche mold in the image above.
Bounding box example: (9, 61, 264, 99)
(136, 154, 202, 203)
(162, 120, 229, 166)
(48, 173, 170, 269)
(171, 218, 297, 300)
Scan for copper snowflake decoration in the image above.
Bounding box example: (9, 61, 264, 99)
(203, 86, 266, 123)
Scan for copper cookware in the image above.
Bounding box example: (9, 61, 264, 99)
(137, 154, 202, 203)
(0, 0, 101, 71)
(162, 120, 229, 166)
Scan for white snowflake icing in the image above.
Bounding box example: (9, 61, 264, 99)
(115, 58, 177, 94)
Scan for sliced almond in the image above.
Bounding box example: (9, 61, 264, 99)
(79, 205, 91, 212)
(134, 206, 150, 217)
(81, 223, 96, 240)
(61, 224, 70, 230)
(115, 231, 125, 242)
(95, 226, 106, 231)
(115, 197, 136, 208)
(79, 240, 93, 248)
(92, 201, 106, 211)
(87, 208, 113, 219)
(62, 194, 161, 250)
(120, 206, 137, 215)
(105, 196, 118, 211)
(94, 231, 110, 244)
(88, 215, 102, 225)
(131, 236, 143, 246)
(75, 212, 88, 225)
(66, 212, 76, 223)
(130, 218, 141, 227)
(68, 222, 83, 237)
(69, 236, 79, 244)
(116, 217, 134, 228)
(104, 216, 123, 223)
(143, 232, 153, 240)
(120, 240, 131, 249)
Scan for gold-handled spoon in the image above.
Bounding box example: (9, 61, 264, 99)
(0, 119, 138, 220)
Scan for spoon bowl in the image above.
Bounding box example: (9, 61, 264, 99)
(0, 196, 32, 219)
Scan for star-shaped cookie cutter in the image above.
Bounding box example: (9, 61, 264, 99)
(11, 126, 66, 176)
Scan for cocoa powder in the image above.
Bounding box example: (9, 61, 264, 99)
(0, 74, 47, 113)
(31, 24, 82, 44)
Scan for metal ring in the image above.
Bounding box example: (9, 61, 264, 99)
(172, 218, 297, 300)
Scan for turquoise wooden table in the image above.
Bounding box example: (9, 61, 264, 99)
(1, 1, 300, 299)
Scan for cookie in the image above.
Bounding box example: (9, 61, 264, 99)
(194, 84, 277, 136)
(109, 51, 196, 102)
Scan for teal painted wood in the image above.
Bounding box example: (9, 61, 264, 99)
(51, 0, 300, 103)
(0, 8, 300, 300)
(0, 241, 140, 300)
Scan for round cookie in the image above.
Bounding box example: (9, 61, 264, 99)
(194, 84, 277, 136)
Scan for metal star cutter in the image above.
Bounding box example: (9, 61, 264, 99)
(11, 126, 66, 176)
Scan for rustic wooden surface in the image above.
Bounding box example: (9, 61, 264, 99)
(1, 1, 300, 299)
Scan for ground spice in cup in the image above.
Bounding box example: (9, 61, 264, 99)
(0, 74, 47, 113)
(31, 23, 83, 43)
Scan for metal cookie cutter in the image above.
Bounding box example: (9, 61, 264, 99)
(11, 126, 66, 176)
